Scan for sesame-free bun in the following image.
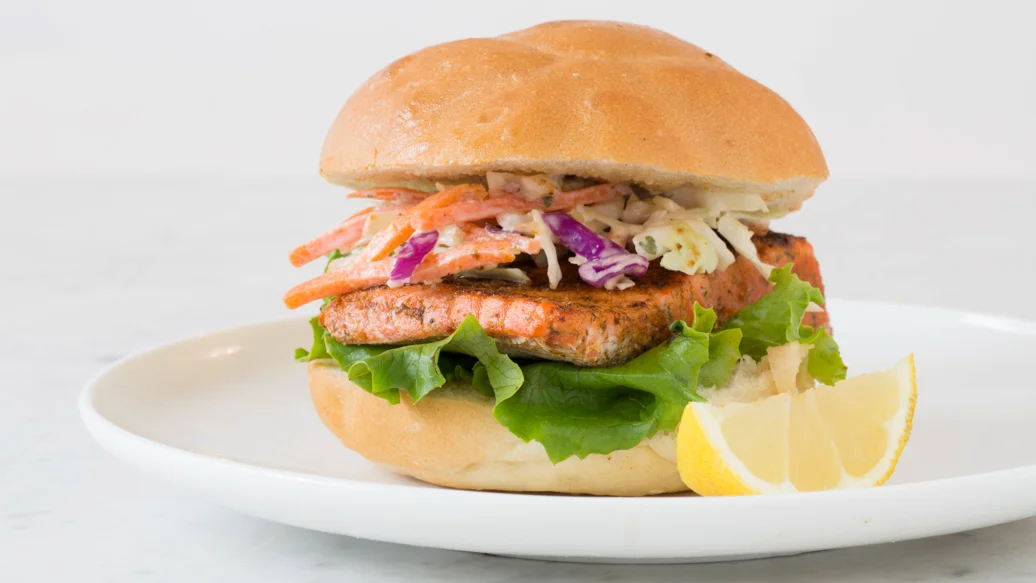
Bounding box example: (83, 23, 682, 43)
(309, 360, 689, 496)
(320, 20, 828, 211)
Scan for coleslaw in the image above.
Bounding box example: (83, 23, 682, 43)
(284, 173, 786, 308)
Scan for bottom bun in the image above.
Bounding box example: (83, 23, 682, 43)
(309, 360, 689, 496)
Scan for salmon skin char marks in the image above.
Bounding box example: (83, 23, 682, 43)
(319, 230, 829, 367)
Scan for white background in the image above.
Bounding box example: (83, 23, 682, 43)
(5, 2, 1036, 582)
(2, 0, 1034, 181)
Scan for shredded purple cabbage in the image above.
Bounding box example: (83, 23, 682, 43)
(541, 212, 625, 261)
(542, 212, 648, 287)
(578, 254, 649, 286)
(388, 230, 439, 286)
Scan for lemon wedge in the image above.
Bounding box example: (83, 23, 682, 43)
(677, 355, 916, 495)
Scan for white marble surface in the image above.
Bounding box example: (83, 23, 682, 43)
(3, 174, 1036, 581)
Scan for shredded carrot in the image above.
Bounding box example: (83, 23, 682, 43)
(552, 183, 633, 208)
(347, 187, 431, 204)
(412, 183, 631, 231)
(361, 218, 414, 263)
(365, 184, 489, 261)
(282, 240, 517, 309)
(284, 182, 629, 306)
(288, 208, 373, 267)
(460, 224, 541, 255)
(288, 204, 413, 267)
(283, 258, 395, 309)
(410, 240, 517, 283)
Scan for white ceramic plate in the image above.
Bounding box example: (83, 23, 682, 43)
(80, 300, 1036, 563)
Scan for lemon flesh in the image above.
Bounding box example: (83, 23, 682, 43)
(677, 355, 916, 496)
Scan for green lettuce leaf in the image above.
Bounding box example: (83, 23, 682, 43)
(801, 326, 848, 385)
(322, 314, 523, 405)
(721, 264, 824, 359)
(722, 264, 847, 385)
(324, 249, 345, 270)
(295, 317, 330, 362)
(292, 263, 848, 464)
(492, 306, 737, 463)
(700, 329, 743, 389)
(691, 304, 744, 389)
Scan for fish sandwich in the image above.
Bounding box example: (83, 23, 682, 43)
(286, 20, 845, 496)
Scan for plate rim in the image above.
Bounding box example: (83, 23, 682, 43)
(79, 298, 1036, 505)
(78, 299, 1036, 559)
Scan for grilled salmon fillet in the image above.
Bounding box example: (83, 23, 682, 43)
(320, 231, 828, 367)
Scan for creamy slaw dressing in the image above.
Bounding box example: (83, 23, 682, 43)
(299, 172, 786, 293)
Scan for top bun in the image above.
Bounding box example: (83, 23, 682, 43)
(320, 20, 828, 210)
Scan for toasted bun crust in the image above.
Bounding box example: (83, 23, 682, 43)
(320, 20, 827, 210)
(309, 360, 688, 496)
